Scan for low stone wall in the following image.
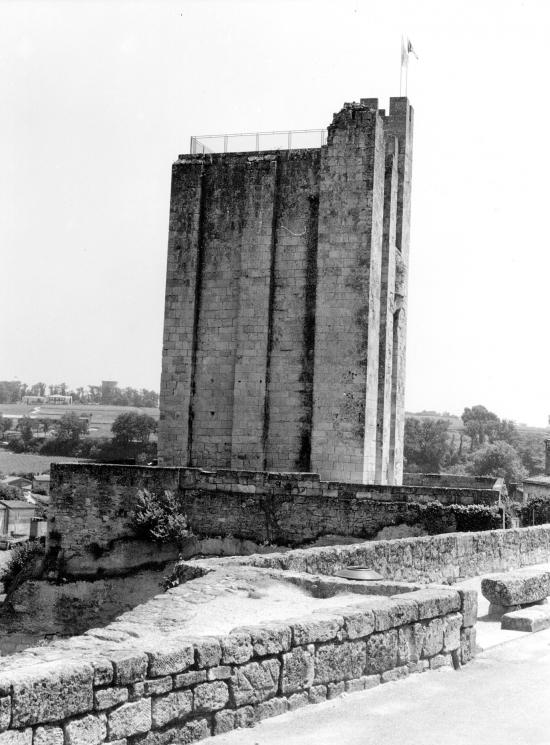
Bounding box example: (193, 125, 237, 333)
(49, 464, 501, 576)
(230, 525, 550, 583)
(0, 581, 476, 744)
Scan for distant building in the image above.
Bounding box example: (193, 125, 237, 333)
(45, 395, 72, 405)
(32, 474, 50, 495)
(522, 475, 550, 502)
(101, 381, 118, 405)
(0, 500, 36, 537)
(0, 476, 32, 492)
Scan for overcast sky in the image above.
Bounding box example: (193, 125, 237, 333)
(2, 0, 549, 425)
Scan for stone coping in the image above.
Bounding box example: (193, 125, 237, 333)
(0, 556, 477, 744)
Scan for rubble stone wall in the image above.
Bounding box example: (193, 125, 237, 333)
(49, 464, 500, 576)
(0, 584, 476, 745)
(236, 525, 550, 584)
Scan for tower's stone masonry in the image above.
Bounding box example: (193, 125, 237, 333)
(159, 97, 413, 484)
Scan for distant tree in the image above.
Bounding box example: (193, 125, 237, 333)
(0, 483, 19, 501)
(0, 416, 13, 438)
(469, 441, 527, 483)
(516, 432, 546, 476)
(56, 413, 88, 443)
(29, 382, 46, 397)
(461, 405, 500, 450)
(18, 417, 34, 449)
(111, 412, 157, 445)
(404, 418, 450, 473)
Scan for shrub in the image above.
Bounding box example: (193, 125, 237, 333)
(409, 501, 502, 534)
(130, 489, 193, 545)
(1, 541, 45, 594)
(520, 497, 550, 526)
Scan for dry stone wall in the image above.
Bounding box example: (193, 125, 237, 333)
(0, 579, 476, 745)
(49, 464, 501, 577)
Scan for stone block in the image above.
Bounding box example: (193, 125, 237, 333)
(396, 589, 460, 620)
(365, 630, 399, 675)
(407, 660, 429, 674)
(147, 643, 194, 677)
(191, 637, 222, 669)
(255, 697, 288, 721)
(481, 570, 550, 607)
(206, 666, 231, 681)
(457, 588, 478, 627)
(151, 690, 192, 728)
(229, 659, 280, 706)
(281, 646, 314, 694)
(429, 654, 450, 670)
(143, 677, 172, 696)
(33, 726, 64, 745)
(327, 682, 345, 699)
(443, 612, 462, 652)
(308, 685, 327, 704)
(291, 615, 343, 646)
(314, 641, 367, 684)
(501, 605, 550, 632)
(345, 678, 365, 693)
(361, 674, 381, 689)
(193, 681, 229, 713)
(288, 692, 309, 710)
(213, 711, 235, 735)
(0, 699, 9, 732)
(397, 624, 425, 665)
(381, 665, 409, 683)
(10, 660, 94, 727)
(421, 618, 444, 659)
(109, 651, 148, 686)
(94, 688, 129, 711)
(127, 684, 144, 702)
(341, 607, 375, 640)
(64, 713, 107, 745)
(372, 597, 419, 630)
(233, 706, 255, 729)
(91, 659, 114, 687)
(219, 632, 253, 665)
(460, 627, 476, 664)
(239, 623, 291, 656)
(173, 671, 206, 689)
(0, 730, 32, 745)
(107, 700, 152, 739)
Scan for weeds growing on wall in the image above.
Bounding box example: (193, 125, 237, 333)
(1, 540, 45, 594)
(130, 488, 193, 545)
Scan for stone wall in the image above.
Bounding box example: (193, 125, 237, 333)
(49, 464, 501, 577)
(233, 525, 550, 584)
(159, 97, 413, 485)
(0, 581, 475, 745)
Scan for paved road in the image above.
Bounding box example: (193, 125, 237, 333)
(215, 629, 550, 745)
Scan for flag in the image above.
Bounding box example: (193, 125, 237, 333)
(407, 40, 419, 60)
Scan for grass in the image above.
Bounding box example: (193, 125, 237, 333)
(0, 451, 85, 476)
(0, 403, 159, 439)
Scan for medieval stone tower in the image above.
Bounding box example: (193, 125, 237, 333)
(158, 97, 413, 484)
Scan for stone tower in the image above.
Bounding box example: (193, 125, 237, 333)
(158, 97, 413, 484)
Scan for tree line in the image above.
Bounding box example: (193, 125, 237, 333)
(1, 411, 158, 463)
(404, 405, 545, 483)
(0, 380, 158, 408)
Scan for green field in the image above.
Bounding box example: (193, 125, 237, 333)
(0, 403, 159, 439)
(0, 451, 85, 476)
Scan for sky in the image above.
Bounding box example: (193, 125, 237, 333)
(2, 0, 550, 425)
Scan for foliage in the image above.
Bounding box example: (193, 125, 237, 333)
(0, 483, 20, 500)
(404, 418, 450, 473)
(469, 441, 527, 483)
(520, 496, 550, 526)
(111, 412, 157, 445)
(0, 541, 45, 594)
(461, 405, 501, 450)
(0, 416, 12, 438)
(130, 489, 193, 545)
(410, 501, 502, 533)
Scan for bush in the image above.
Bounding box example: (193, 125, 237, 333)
(520, 497, 550, 526)
(409, 501, 502, 534)
(0, 541, 45, 594)
(130, 489, 193, 545)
